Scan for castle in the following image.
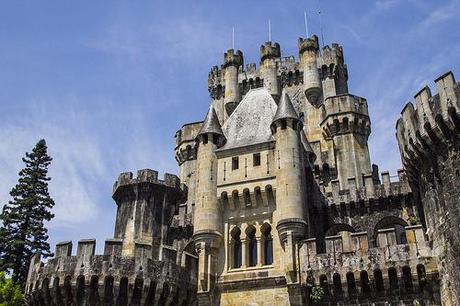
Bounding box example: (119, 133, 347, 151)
(25, 33, 460, 306)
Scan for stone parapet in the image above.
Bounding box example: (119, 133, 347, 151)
(25, 239, 197, 306)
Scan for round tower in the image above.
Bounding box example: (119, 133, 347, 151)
(299, 35, 322, 105)
(260, 42, 281, 101)
(223, 49, 243, 117)
(271, 92, 308, 242)
(193, 105, 226, 296)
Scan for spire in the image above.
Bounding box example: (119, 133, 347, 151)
(197, 104, 225, 139)
(272, 91, 299, 123)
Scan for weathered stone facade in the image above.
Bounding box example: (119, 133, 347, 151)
(25, 33, 458, 306)
(396, 71, 460, 306)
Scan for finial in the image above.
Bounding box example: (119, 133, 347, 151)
(304, 11, 309, 37)
(232, 26, 235, 50)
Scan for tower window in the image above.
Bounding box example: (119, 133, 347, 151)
(253, 153, 261, 166)
(247, 227, 257, 267)
(262, 225, 273, 265)
(232, 157, 239, 170)
(231, 227, 242, 268)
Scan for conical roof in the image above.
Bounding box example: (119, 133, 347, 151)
(197, 104, 224, 138)
(272, 91, 299, 123)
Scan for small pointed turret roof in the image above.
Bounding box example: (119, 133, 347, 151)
(197, 104, 224, 138)
(272, 91, 299, 123)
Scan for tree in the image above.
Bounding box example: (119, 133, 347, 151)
(0, 272, 25, 306)
(0, 139, 55, 286)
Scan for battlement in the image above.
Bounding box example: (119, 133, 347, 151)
(113, 169, 181, 195)
(396, 71, 460, 173)
(320, 94, 370, 138)
(223, 49, 244, 68)
(298, 35, 320, 55)
(300, 225, 439, 301)
(26, 239, 197, 305)
(207, 37, 349, 105)
(175, 121, 202, 165)
(260, 41, 281, 61)
(324, 169, 410, 206)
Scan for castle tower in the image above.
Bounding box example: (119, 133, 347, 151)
(298, 35, 322, 105)
(321, 44, 349, 99)
(271, 92, 308, 284)
(260, 42, 281, 101)
(112, 170, 183, 259)
(223, 49, 243, 118)
(193, 105, 226, 304)
(320, 94, 372, 188)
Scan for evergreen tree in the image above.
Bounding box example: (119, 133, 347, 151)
(0, 139, 55, 286)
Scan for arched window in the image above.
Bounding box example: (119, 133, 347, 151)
(402, 266, 413, 292)
(53, 277, 63, 305)
(117, 277, 129, 305)
(319, 275, 329, 294)
(76, 275, 85, 305)
(89, 275, 99, 305)
(231, 227, 242, 268)
(346, 272, 357, 296)
(145, 281, 156, 305)
(262, 224, 273, 265)
(333, 273, 342, 295)
(247, 226, 257, 267)
(360, 271, 370, 294)
(103, 276, 114, 305)
(374, 269, 384, 293)
(64, 276, 73, 303)
(132, 277, 144, 305)
(388, 267, 398, 292)
(417, 264, 427, 290)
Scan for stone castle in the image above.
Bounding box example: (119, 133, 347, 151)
(25, 33, 460, 305)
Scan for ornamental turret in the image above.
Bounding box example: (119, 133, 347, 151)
(223, 49, 243, 117)
(193, 105, 225, 301)
(270, 92, 308, 283)
(260, 42, 281, 101)
(299, 35, 322, 105)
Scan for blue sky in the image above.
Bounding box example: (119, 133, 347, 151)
(0, 0, 459, 254)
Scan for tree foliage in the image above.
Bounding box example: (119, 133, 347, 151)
(0, 272, 25, 306)
(0, 139, 55, 286)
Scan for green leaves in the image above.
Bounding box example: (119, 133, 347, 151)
(0, 272, 25, 306)
(0, 139, 55, 287)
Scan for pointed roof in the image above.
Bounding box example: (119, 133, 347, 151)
(218, 88, 278, 151)
(272, 91, 299, 123)
(197, 105, 224, 138)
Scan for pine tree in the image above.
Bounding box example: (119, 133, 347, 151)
(0, 139, 55, 287)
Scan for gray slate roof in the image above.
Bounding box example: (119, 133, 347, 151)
(218, 88, 278, 151)
(197, 105, 224, 138)
(272, 91, 299, 123)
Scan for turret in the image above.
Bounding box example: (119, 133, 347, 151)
(193, 105, 226, 297)
(223, 49, 243, 117)
(260, 42, 281, 101)
(270, 92, 308, 283)
(320, 94, 371, 188)
(299, 35, 322, 105)
(112, 170, 184, 259)
(320, 43, 349, 99)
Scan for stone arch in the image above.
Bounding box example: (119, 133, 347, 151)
(230, 226, 242, 268)
(373, 269, 384, 293)
(402, 266, 413, 292)
(243, 188, 251, 206)
(221, 191, 229, 207)
(131, 277, 143, 305)
(232, 190, 240, 208)
(261, 223, 273, 265)
(246, 225, 257, 267)
(64, 275, 73, 304)
(388, 267, 398, 292)
(360, 271, 370, 294)
(145, 280, 156, 305)
(346, 272, 357, 296)
(116, 277, 129, 305)
(333, 273, 342, 295)
(254, 186, 262, 206)
(76, 275, 85, 305)
(417, 264, 427, 290)
(53, 277, 63, 305)
(265, 185, 274, 206)
(374, 216, 408, 244)
(319, 274, 329, 294)
(88, 275, 100, 305)
(103, 276, 114, 305)
(326, 223, 356, 236)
